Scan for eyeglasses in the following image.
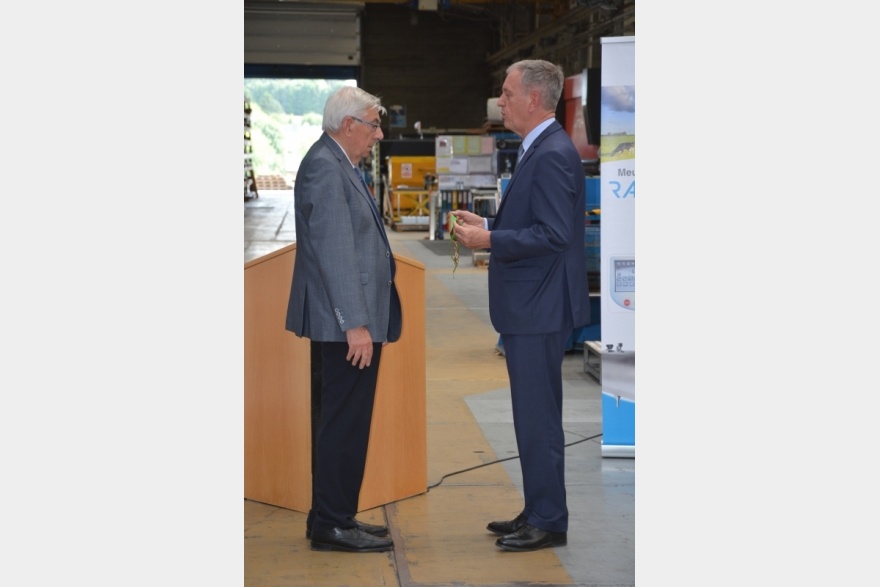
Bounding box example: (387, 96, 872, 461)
(351, 116, 381, 132)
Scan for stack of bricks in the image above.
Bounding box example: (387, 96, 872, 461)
(255, 175, 291, 191)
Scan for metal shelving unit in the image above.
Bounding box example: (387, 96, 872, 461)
(244, 97, 258, 201)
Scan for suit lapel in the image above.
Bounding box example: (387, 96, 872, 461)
(320, 134, 393, 260)
(496, 122, 562, 222)
(321, 135, 387, 232)
(349, 166, 386, 234)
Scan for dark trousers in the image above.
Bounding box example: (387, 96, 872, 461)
(502, 329, 570, 533)
(308, 340, 382, 532)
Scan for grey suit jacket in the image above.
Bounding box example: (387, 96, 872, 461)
(285, 133, 402, 343)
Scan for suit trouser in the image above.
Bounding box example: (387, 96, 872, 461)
(309, 341, 383, 532)
(502, 329, 570, 533)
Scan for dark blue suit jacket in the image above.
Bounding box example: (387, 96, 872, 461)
(487, 121, 589, 335)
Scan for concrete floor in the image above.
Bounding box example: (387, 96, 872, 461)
(244, 190, 635, 587)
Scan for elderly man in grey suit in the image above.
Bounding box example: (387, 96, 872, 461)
(285, 85, 402, 553)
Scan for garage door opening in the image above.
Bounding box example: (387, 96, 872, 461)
(244, 78, 356, 197)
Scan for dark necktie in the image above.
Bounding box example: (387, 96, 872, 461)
(517, 144, 525, 164)
(356, 167, 370, 192)
(355, 167, 388, 237)
(356, 168, 381, 216)
(356, 167, 395, 272)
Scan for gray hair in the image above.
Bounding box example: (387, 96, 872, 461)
(322, 85, 386, 132)
(507, 59, 564, 111)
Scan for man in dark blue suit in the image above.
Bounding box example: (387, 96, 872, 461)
(451, 59, 589, 552)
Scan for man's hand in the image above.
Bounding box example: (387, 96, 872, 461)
(450, 210, 491, 250)
(450, 209, 483, 227)
(345, 325, 373, 369)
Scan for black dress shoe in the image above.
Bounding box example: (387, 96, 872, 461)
(309, 526, 393, 553)
(487, 512, 527, 536)
(306, 519, 388, 539)
(495, 523, 567, 552)
(354, 520, 389, 537)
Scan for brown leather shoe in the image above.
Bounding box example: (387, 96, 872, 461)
(309, 526, 393, 553)
(487, 512, 527, 536)
(495, 523, 567, 552)
(306, 520, 388, 540)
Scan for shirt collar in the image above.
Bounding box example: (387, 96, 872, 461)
(327, 134, 357, 166)
(520, 118, 555, 156)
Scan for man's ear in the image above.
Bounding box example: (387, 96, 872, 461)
(528, 90, 540, 111)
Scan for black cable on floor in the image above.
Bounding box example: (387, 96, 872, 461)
(426, 430, 603, 491)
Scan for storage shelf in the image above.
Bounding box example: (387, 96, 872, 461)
(244, 97, 258, 201)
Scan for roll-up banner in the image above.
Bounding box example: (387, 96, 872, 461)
(599, 36, 635, 458)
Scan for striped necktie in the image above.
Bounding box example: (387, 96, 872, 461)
(517, 144, 525, 164)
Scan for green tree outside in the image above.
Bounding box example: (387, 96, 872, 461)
(244, 79, 353, 179)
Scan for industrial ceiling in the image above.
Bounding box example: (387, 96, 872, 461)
(244, 0, 635, 80)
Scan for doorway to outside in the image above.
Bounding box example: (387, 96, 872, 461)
(244, 78, 356, 193)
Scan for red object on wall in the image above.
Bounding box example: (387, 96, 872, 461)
(563, 72, 599, 162)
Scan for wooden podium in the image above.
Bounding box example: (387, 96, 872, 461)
(244, 244, 427, 512)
